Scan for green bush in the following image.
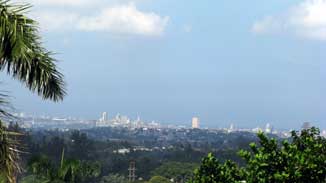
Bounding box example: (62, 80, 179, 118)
(189, 127, 326, 183)
(147, 176, 171, 183)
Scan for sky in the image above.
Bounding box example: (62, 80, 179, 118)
(2, 0, 326, 129)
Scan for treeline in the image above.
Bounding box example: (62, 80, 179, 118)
(2, 123, 326, 183)
(190, 127, 326, 183)
(13, 125, 255, 182)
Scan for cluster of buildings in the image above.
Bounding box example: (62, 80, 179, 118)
(95, 112, 160, 129)
(11, 112, 96, 129)
(10, 112, 326, 138)
(96, 112, 202, 130)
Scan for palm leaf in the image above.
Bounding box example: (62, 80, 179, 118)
(0, 1, 66, 101)
(0, 120, 21, 183)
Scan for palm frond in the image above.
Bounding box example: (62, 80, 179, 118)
(0, 1, 66, 101)
(0, 91, 12, 119)
(0, 92, 10, 118)
(0, 120, 21, 183)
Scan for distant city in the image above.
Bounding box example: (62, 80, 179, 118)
(10, 111, 326, 138)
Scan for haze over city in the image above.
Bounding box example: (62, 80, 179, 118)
(1, 0, 326, 182)
(1, 0, 325, 129)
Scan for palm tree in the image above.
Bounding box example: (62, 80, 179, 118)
(0, 0, 65, 101)
(25, 150, 101, 183)
(0, 0, 66, 182)
(0, 120, 21, 183)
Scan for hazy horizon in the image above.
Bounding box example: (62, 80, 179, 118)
(2, 0, 325, 130)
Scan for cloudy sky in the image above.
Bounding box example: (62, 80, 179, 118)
(2, 0, 326, 129)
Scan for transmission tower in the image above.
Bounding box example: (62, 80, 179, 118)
(128, 160, 136, 182)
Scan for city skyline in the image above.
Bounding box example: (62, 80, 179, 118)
(1, 0, 325, 130)
(12, 111, 324, 131)
(10, 111, 326, 140)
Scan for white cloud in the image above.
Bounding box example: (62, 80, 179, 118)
(78, 3, 169, 36)
(252, 0, 326, 40)
(14, 0, 96, 6)
(32, 11, 79, 32)
(26, 2, 169, 36)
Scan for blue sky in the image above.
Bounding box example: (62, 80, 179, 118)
(2, 0, 326, 129)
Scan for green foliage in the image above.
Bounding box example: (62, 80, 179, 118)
(70, 131, 94, 160)
(0, 121, 21, 183)
(190, 127, 326, 183)
(151, 162, 198, 182)
(189, 153, 242, 183)
(1, 0, 65, 181)
(0, 0, 65, 101)
(20, 175, 53, 183)
(147, 176, 171, 183)
(0, 174, 8, 183)
(100, 174, 129, 183)
(26, 154, 101, 183)
(240, 127, 326, 183)
(28, 155, 54, 180)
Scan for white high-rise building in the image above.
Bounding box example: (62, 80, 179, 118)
(192, 117, 200, 129)
(101, 112, 108, 122)
(228, 123, 235, 133)
(96, 112, 109, 127)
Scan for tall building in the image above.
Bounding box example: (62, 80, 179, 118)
(228, 123, 235, 133)
(96, 112, 109, 127)
(101, 112, 108, 122)
(192, 117, 200, 129)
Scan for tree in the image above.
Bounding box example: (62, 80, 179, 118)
(0, 95, 19, 183)
(26, 151, 101, 183)
(100, 174, 129, 183)
(189, 127, 326, 183)
(69, 131, 94, 160)
(189, 153, 242, 183)
(0, 1, 65, 101)
(147, 176, 171, 183)
(0, 0, 65, 182)
(151, 162, 198, 183)
(0, 121, 21, 183)
(239, 127, 326, 183)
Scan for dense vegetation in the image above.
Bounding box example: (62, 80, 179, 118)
(190, 127, 326, 183)
(1, 124, 324, 183)
(13, 125, 255, 182)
